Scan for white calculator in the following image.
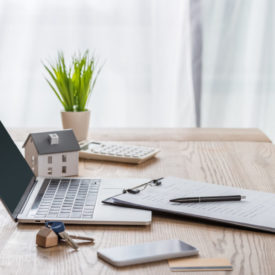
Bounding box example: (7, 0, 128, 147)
(79, 141, 160, 164)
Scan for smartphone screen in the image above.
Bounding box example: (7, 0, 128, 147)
(97, 239, 198, 267)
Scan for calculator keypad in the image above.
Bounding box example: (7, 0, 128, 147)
(79, 142, 159, 164)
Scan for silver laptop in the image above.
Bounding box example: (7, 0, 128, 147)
(0, 122, 151, 225)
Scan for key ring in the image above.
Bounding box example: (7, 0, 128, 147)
(44, 221, 94, 247)
(45, 221, 65, 234)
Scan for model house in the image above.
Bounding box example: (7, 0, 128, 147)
(23, 129, 80, 177)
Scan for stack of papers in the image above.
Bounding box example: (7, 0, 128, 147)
(103, 177, 275, 233)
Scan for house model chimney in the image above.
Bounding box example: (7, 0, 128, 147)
(48, 133, 59, 145)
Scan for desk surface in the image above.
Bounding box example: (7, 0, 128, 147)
(8, 127, 272, 142)
(1, 128, 275, 275)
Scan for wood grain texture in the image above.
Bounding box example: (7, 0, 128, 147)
(8, 127, 272, 143)
(0, 130, 275, 275)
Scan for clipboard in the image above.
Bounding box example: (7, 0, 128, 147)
(102, 177, 275, 233)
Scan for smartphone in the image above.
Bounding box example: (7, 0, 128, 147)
(97, 239, 198, 267)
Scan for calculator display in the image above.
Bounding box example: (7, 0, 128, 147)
(81, 142, 102, 151)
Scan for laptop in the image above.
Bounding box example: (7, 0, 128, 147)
(0, 122, 151, 225)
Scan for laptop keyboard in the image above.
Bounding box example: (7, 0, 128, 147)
(30, 178, 100, 219)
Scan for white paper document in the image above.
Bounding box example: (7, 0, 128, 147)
(112, 177, 275, 233)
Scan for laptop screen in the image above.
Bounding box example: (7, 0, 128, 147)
(0, 121, 34, 217)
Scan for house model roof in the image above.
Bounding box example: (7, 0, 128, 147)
(23, 129, 80, 155)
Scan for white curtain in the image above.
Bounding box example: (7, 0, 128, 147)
(2, 0, 273, 140)
(0, 0, 197, 128)
(202, 0, 275, 140)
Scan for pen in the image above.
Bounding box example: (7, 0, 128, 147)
(170, 195, 246, 203)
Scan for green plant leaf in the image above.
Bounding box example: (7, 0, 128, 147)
(43, 50, 102, 112)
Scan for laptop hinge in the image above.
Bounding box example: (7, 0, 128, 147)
(19, 178, 38, 215)
(12, 176, 37, 221)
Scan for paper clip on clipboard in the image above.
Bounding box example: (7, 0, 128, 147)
(123, 177, 163, 194)
(102, 177, 164, 205)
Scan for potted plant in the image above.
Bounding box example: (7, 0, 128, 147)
(44, 50, 101, 141)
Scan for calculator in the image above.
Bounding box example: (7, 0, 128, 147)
(79, 141, 160, 164)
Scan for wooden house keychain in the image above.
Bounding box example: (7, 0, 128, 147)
(36, 221, 94, 249)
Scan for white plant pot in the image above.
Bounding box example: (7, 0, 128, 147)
(61, 110, 90, 141)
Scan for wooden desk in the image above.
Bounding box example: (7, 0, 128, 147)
(1, 129, 275, 275)
(8, 127, 272, 143)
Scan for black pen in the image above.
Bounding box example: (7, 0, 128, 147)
(170, 195, 246, 203)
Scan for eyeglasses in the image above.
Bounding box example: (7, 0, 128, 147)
(123, 177, 163, 194)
